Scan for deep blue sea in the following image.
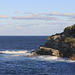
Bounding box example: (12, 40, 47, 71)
(0, 36, 75, 75)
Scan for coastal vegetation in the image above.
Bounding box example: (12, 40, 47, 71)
(64, 24, 75, 36)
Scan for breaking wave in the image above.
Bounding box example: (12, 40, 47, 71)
(0, 50, 75, 63)
(30, 55, 65, 61)
(0, 50, 30, 54)
(29, 55, 75, 63)
(0, 50, 33, 57)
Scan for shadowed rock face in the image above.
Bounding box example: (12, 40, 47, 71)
(64, 24, 75, 37)
(36, 24, 75, 60)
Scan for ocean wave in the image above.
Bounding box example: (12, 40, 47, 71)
(29, 55, 75, 63)
(30, 55, 65, 61)
(0, 50, 75, 62)
(0, 50, 30, 54)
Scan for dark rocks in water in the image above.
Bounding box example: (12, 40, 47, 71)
(69, 54, 75, 60)
(36, 24, 75, 60)
(36, 46, 59, 57)
(27, 52, 38, 57)
(31, 49, 35, 53)
(26, 49, 38, 57)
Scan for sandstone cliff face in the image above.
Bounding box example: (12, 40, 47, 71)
(36, 24, 75, 60)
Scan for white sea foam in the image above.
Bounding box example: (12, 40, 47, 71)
(0, 50, 29, 54)
(29, 55, 75, 62)
(30, 55, 65, 61)
(0, 50, 75, 62)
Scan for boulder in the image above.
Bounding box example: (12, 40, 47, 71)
(36, 46, 60, 57)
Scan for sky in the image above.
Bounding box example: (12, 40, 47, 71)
(0, 0, 75, 36)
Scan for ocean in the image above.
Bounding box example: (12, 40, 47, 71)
(0, 36, 75, 75)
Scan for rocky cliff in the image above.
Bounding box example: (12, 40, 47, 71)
(36, 24, 75, 60)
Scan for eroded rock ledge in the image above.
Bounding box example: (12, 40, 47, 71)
(36, 24, 75, 60)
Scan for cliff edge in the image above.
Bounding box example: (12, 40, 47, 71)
(36, 24, 75, 60)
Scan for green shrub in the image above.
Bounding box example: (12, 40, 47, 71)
(64, 27, 70, 30)
(64, 27, 70, 34)
(64, 37, 74, 43)
(70, 24, 75, 34)
(64, 24, 75, 35)
(64, 37, 75, 47)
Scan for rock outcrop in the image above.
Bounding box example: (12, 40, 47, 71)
(36, 24, 75, 60)
(36, 46, 60, 56)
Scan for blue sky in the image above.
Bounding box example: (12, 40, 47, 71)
(0, 0, 75, 36)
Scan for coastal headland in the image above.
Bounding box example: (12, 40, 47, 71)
(36, 24, 75, 60)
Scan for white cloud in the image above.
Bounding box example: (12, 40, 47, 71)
(42, 12, 75, 17)
(24, 12, 32, 14)
(32, 13, 40, 16)
(46, 22, 67, 25)
(12, 15, 58, 21)
(63, 13, 74, 16)
(0, 15, 8, 19)
(11, 12, 75, 22)
(50, 12, 61, 15)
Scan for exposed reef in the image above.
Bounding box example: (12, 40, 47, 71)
(36, 24, 75, 60)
